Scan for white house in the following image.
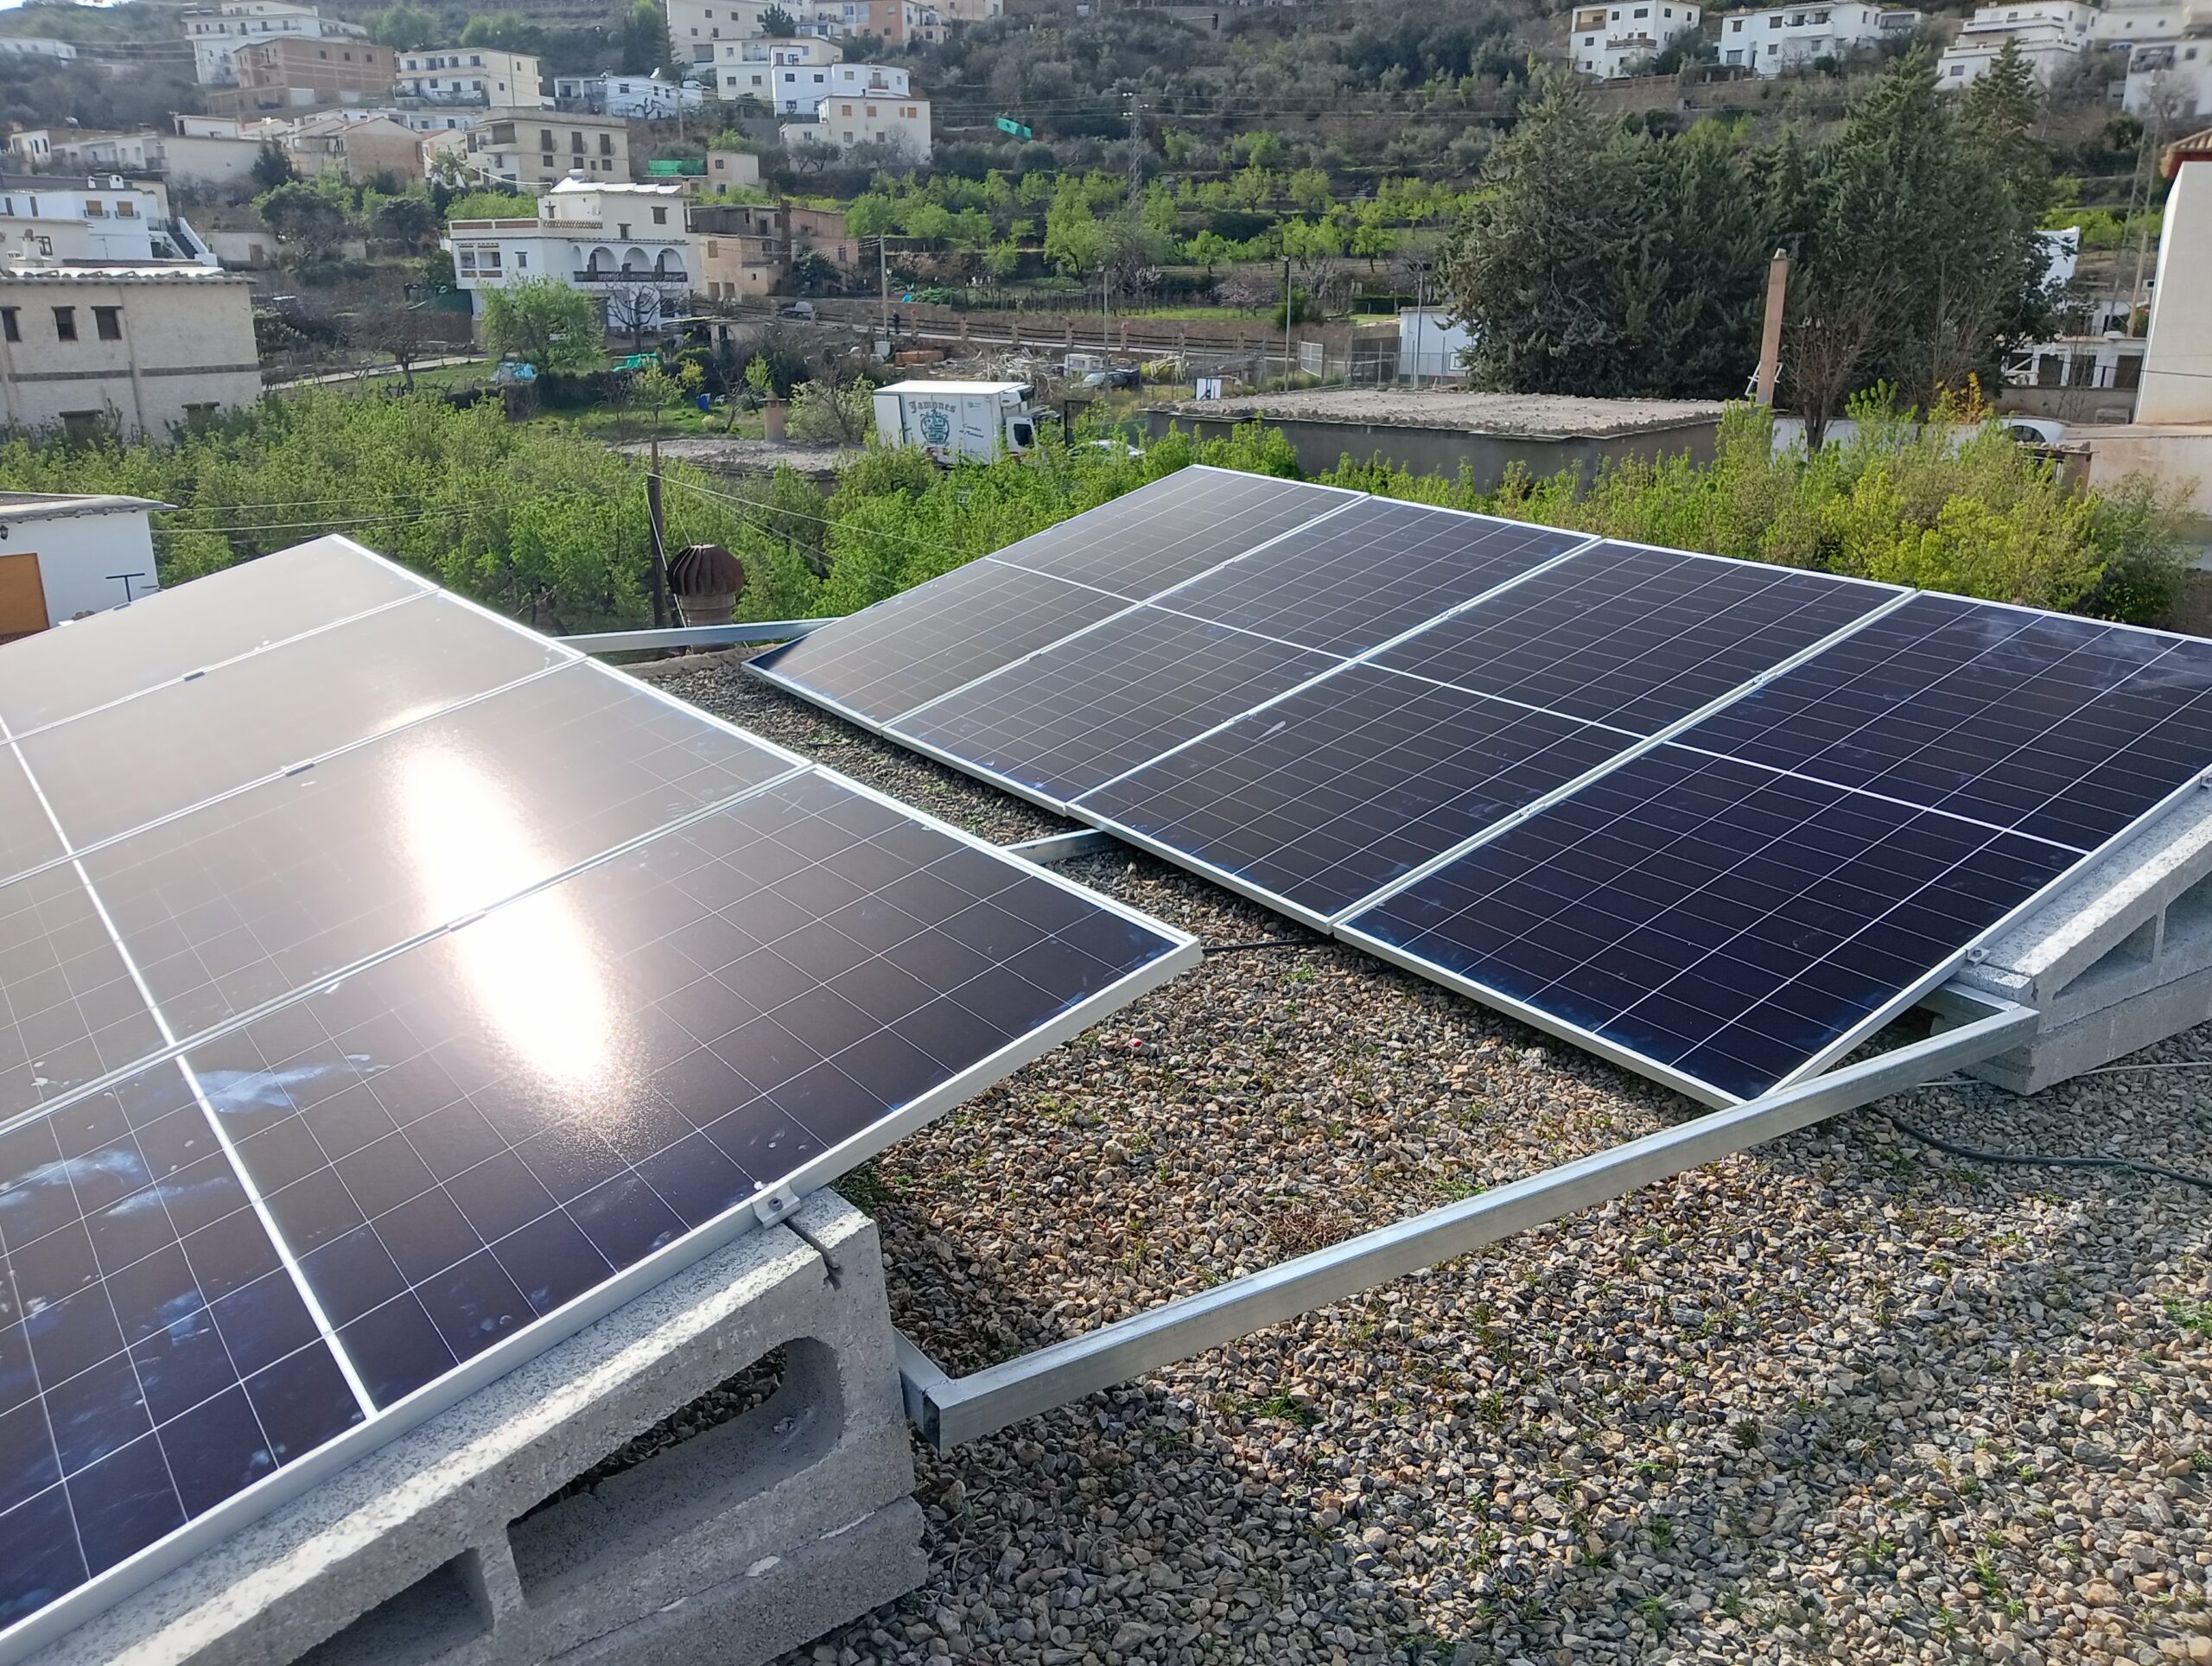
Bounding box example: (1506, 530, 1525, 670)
(395, 48, 546, 106)
(712, 35, 840, 102)
(551, 71, 709, 117)
(0, 178, 200, 264)
(0, 493, 167, 637)
(181, 1, 365, 86)
(444, 178, 695, 341)
(2124, 31, 2212, 114)
(662, 0, 785, 64)
(779, 86, 931, 160)
(1936, 0, 2095, 84)
(0, 37, 77, 60)
(2093, 0, 2208, 41)
(1569, 0, 1702, 76)
(1718, 3, 1918, 73)
(772, 58, 908, 115)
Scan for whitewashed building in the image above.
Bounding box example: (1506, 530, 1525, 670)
(1936, 0, 2095, 84)
(395, 48, 546, 106)
(0, 37, 76, 60)
(712, 35, 840, 102)
(662, 0, 785, 64)
(778, 74, 931, 159)
(0, 493, 167, 637)
(551, 71, 709, 117)
(1569, 0, 1702, 76)
(445, 178, 695, 340)
(2124, 31, 2212, 113)
(1718, 3, 1918, 73)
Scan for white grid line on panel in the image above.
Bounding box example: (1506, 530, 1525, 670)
(0, 714, 378, 1421)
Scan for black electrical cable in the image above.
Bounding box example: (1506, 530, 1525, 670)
(1878, 1110, 2212, 1193)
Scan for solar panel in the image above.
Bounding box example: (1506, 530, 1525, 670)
(1372, 541, 1898, 734)
(10, 598, 571, 862)
(747, 561, 1128, 728)
(1156, 498, 1590, 656)
(1675, 592, 2212, 850)
(1340, 747, 2076, 1103)
(0, 537, 429, 737)
(982, 465, 1355, 599)
(1079, 664, 1630, 925)
(0, 538, 1196, 1653)
(891, 607, 1335, 809)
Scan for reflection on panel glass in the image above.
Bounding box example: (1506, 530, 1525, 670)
(0, 1059, 360, 1628)
(0, 538, 427, 736)
(189, 769, 1186, 1408)
(81, 664, 799, 1037)
(893, 607, 1334, 804)
(0, 753, 64, 890)
(1677, 593, 2212, 851)
(0, 867, 162, 1124)
(19, 598, 570, 854)
(1346, 746, 2075, 1102)
(748, 562, 1128, 726)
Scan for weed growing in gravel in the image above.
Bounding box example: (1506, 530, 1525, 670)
(835, 1162, 896, 1212)
(1636, 1594, 1670, 1632)
(1253, 1393, 1318, 1428)
(2162, 1297, 2212, 1337)
(1647, 1517, 1676, 1550)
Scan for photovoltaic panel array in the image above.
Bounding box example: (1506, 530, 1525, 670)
(754, 466, 2212, 1110)
(0, 537, 1194, 1656)
(747, 467, 1357, 726)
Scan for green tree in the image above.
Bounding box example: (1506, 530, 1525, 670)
(251, 140, 295, 193)
(256, 180, 347, 263)
(985, 237, 1021, 279)
(461, 10, 547, 52)
(446, 188, 538, 220)
(480, 277, 602, 372)
(787, 378, 874, 445)
(1043, 182, 1105, 285)
(1441, 73, 1639, 392)
(619, 0, 671, 73)
(759, 3, 798, 35)
(364, 0, 436, 47)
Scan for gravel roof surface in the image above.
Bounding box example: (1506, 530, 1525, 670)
(648, 656, 2212, 1666)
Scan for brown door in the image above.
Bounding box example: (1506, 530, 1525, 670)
(0, 553, 48, 640)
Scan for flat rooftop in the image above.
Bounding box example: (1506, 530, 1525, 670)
(1149, 387, 1727, 437)
(0, 490, 169, 520)
(651, 657, 2211, 1666)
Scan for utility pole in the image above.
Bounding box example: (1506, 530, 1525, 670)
(1754, 247, 1788, 407)
(1125, 93, 1143, 200)
(880, 232, 891, 339)
(1282, 253, 1293, 388)
(646, 434, 669, 629)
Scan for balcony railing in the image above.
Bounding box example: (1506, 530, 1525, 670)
(573, 267, 690, 283)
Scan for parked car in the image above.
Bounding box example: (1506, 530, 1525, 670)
(779, 301, 816, 321)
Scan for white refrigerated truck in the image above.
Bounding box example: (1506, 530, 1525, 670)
(872, 379, 1043, 464)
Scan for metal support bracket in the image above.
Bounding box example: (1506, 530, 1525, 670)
(894, 982, 2037, 1448)
(1002, 829, 1121, 866)
(557, 619, 841, 654)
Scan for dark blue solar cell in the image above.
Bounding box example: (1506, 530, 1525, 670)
(1679, 592, 2212, 850)
(1374, 541, 1896, 734)
(892, 607, 1334, 806)
(1159, 498, 1586, 656)
(1344, 746, 2076, 1103)
(1079, 663, 1631, 922)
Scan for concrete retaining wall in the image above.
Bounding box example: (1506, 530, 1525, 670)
(36, 1193, 923, 1666)
(1141, 410, 1723, 491)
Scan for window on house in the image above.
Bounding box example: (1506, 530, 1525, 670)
(93, 306, 120, 340)
(618, 221, 631, 237)
(542, 152, 556, 167)
(183, 402, 218, 423)
(652, 205, 667, 223)
(60, 410, 102, 440)
(0, 308, 16, 343)
(600, 134, 613, 155)
(52, 306, 75, 341)
(539, 127, 554, 148)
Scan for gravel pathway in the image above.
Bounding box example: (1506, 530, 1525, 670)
(651, 658, 2212, 1666)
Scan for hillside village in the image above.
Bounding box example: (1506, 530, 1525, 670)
(0, 0, 2207, 1662)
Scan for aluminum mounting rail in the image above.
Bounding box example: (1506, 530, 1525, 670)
(556, 618, 839, 653)
(893, 981, 2037, 1448)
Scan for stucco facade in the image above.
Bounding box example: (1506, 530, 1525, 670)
(0, 267, 260, 440)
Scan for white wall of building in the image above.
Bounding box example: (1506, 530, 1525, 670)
(664, 0, 782, 61)
(446, 181, 695, 339)
(395, 48, 544, 105)
(0, 182, 166, 263)
(0, 37, 76, 60)
(1936, 0, 2095, 83)
(2137, 157, 2212, 423)
(1718, 3, 1915, 74)
(2123, 38, 2212, 114)
(185, 2, 365, 86)
(0, 506, 162, 628)
(1570, 0, 1702, 75)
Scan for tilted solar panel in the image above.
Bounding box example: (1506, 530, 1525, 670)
(1157, 498, 1591, 657)
(1676, 593, 2212, 851)
(749, 466, 1356, 728)
(0, 538, 1195, 1655)
(892, 607, 1335, 810)
(1340, 747, 2075, 1103)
